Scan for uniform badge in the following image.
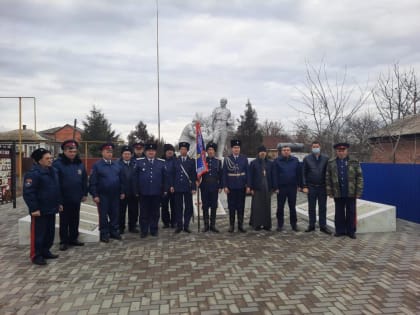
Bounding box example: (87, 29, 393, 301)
(77, 169, 82, 175)
(25, 178, 32, 187)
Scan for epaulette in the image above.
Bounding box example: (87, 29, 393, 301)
(157, 158, 165, 162)
(137, 157, 145, 160)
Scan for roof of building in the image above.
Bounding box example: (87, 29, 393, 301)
(369, 114, 420, 139)
(39, 124, 83, 135)
(0, 129, 48, 142)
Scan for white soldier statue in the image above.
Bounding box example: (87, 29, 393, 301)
(178, 119, 213, 158)
(211, 98, 233, 158)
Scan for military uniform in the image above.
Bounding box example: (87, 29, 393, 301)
(53, 140, 88, 249)
(326, 143, 364, 238)
(222, 140, 249, 232)
(89, 144, 124, 242)
(161, 144, 176, 228)
(200, 142, 223, 232)
(23, 148, 61, 265)
(134, 143, 167, 237)
(172, 142, 197, 233)
(118, 146, 138, 233)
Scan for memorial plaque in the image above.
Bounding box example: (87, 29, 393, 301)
(0, 147, 13, 204)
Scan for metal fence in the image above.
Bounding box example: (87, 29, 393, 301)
(361, 163, 420, 223)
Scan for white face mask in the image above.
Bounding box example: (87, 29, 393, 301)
(312, 148, 321, 154)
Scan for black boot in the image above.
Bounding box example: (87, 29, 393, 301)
(209, 208, 219, 232)
(228, 213, 235, 233)
(238, 213, 246, 233)
(203, 208, 210, 232)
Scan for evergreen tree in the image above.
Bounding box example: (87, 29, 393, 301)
(82, 105, 119, 157)
(127, 121, 152, 145)
(236, 99, 263, 156)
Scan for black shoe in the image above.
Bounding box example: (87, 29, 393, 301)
(162, 224, 170, 229)
(33, 256, 47, 266)
(140, 233, 147, 238)
(184, 228, 192, 233)
(305, 226, 315, 232)
(210, 226, 220, 233)
(238, 226, 246, 233)
(292, 226, 299, 232)
(110, 234, 122, 240)
(255, 226, 262, 231)
(202, 226, 210, 233)
(228, 225, 234, 233)
(263, 226, 271, 231)
(151, 232, 158, 237)
(348, 233, 356, 239)
(129, 228, 140, 233)
(320, 227, 332, 235)
(334, 233, 345, 237)
(175, 228, 183, 234)
(69, 240, 84, 246)
(119, 229, 125, 235)
(276, 226, 283, 232)
(100, 237, 109, 243)
(59, 243, 68, 251)
(43, 252, 59, 259)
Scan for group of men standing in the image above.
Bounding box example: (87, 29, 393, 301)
(23, 137, 363, 266)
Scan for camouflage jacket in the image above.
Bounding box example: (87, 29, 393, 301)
(325, 156, 364, 198)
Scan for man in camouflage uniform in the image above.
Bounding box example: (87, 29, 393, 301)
(326, 143, 363, 239)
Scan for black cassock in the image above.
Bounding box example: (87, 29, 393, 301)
(249, 158, 274, 229)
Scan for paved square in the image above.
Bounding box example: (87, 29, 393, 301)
(0, 197, 419, 314)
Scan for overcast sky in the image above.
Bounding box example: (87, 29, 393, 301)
(1, 0, 419, 143)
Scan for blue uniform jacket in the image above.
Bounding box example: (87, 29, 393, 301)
(23, 164, 62, 215)
(171, 156, 197, 193)
(222, 154, 249, 189)
(134, 157, 167, 196)
(274, 155, 302, 187)
(118, 158, 137, 197)
(89, 159, 124, 197)
(162, 156, 176, 189)
(53, 154, 88, 204)
(200, 157, 223, 192)
(248, 158, 276, 191)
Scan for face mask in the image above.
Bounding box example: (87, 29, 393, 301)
(312, 148, 320, 154)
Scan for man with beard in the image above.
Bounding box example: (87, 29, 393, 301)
(53, 140, 88, 251)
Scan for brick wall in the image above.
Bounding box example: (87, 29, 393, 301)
(55, 126, 82, 142)
(370, 137, 420, 164)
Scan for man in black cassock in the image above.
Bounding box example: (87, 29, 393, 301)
(248, 146, 275, 231)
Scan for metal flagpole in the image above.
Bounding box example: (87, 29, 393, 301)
(156, 0, 161, 141)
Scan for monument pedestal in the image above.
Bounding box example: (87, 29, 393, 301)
(296, 198, 396, 233)
(18, 203, 99, 245)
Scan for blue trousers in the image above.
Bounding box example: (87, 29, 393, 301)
(227, 188, 246, 226)
(334, 197, 356, 235)
(59, 201, 81, 244)
(119, 195, 138, 231)
(161, 192, 176, 227)
(174, 192, 193, 229)
(30, 214, 55, 261)
(307, 185, 327, 228)
(276, 185, 297, 228)
(139, 195, 161, 235)
(97, 194, 120, 238)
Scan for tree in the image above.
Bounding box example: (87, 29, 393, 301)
(236, 99, 263, 156)
(82, 105, 119, 157)
(371, 63, 419, 162)
(259, 119, 284, 137)
(127, 121, 152, 145)
(295, 62, 370, 156)
(127, 120, 165, 157)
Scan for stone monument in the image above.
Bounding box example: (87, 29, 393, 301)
(211, 98, 234, 159)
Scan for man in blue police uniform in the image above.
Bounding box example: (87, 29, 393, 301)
(170, 142, 197, 234)
(199, 142, 223, 233)
(274, 144, 302, 232)
(89, 143, 125, 243)
(53, 140, 88, 251)
(222, 139, 250, 233)
(161, 144, 176, 228)
(118, 145, 139, 234)
(134, 143, 167, 238)
(23, 148, 62, 265)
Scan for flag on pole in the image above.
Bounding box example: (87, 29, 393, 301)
(195, 121, 208, 177)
